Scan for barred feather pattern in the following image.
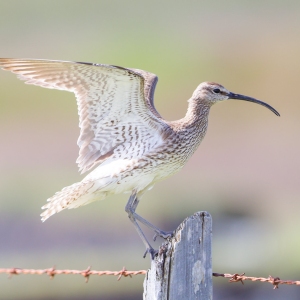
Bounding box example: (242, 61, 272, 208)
(0, 59, 166, 173)
(40, 181, 96, 221)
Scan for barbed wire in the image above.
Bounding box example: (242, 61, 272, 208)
(0, 266, 146, 282)
(1, 267, 300, 289)
(212, 272, 300, 289)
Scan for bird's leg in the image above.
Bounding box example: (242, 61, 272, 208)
(125, 192, 157, 259)
(131, 195, 140, 212)
(125, 192, 174, 243)
(132, 211, 174, 241)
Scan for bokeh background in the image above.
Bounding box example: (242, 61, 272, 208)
(0, 1, 300, 299)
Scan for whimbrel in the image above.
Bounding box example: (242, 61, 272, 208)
(0, 59, 280, 258)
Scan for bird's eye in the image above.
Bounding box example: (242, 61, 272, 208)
(213, 88, 220, 94)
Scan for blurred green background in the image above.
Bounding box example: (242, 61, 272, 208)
(0, 1, 300, 299)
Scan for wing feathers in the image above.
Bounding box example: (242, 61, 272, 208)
(0, 58, 166, 173)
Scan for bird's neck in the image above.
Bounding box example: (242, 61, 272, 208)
(166, 98, 212, 161)
(182, 98, 211, 129)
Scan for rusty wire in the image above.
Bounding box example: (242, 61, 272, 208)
(0, 266, 146, 282)
(1, 267, 300, 289)
(213, 272, 300, 289)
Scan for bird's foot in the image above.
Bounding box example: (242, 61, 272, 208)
(153, 230, 174, 242)
(143, 247, 158, 259)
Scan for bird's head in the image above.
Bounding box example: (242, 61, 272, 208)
(192, 82, 280, 116)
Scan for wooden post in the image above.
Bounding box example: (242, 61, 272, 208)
(143, 211, 212, 300)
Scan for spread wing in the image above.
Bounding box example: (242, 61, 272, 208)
(0, 58, 167, 173)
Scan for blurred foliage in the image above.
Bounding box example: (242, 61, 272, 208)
(0, 1, 300, 299)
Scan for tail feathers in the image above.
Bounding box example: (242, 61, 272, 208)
(40, 180, 95, 222)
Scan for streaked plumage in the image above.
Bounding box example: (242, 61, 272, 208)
(0, 58, 279, 257)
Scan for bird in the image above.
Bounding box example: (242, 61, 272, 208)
(0, 58, 280, 258)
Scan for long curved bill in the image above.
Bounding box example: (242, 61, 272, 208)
(228, 92, 280, 116)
